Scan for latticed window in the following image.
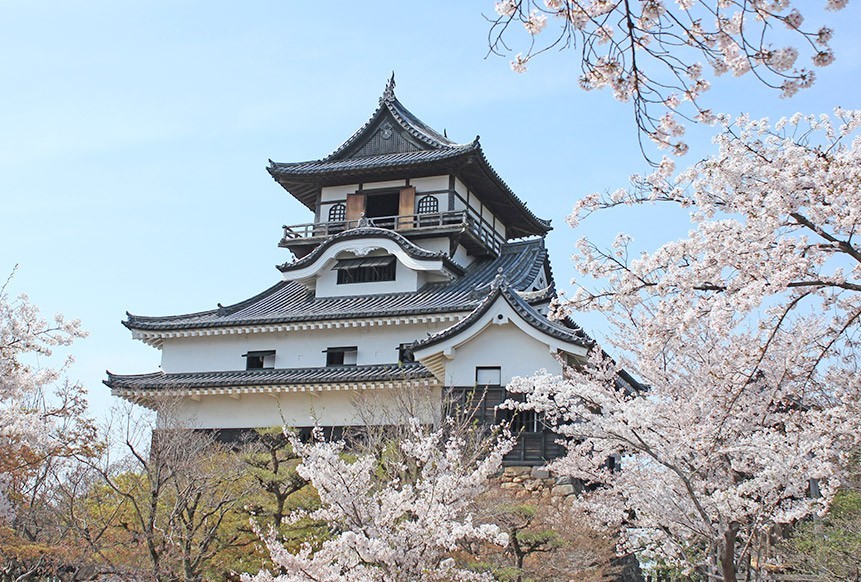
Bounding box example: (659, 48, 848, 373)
(328, 203, 346, 222)
(416, 195, 439, 214)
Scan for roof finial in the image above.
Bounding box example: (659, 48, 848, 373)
(491, 267, 508, 290)
(381, 72, 396, 104)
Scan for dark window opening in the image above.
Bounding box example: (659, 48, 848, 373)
(365, 192, 400, 227)
(335, 256, 396, 285)
(397, 343, 415, 364)
(243, 350, 276, 370)
(328, 203, 346, 222)
(497, 390, 544, 434)
(325, 346, 357, 367)
(417, 195, 439, 214)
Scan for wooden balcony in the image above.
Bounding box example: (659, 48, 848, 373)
(279, 210, 505, 257)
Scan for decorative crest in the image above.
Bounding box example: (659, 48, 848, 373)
(491, 267, 508, 290)
(380, 72, 396, 104)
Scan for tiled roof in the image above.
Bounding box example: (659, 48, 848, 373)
(105, 362, 433, 391)
(325, 74, 458, 160)
(124, 238, 554, 333)
(268, 143, 477, 176)
(411, 276, 593, 353)
(277, 227, 464, 276)
(266, 79, 551, 239)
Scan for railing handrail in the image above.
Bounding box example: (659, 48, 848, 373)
(280, 209, 504, 254)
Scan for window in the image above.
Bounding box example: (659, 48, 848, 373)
(328, 203, 346, 222)
(417, 195, 439, 214)
(243, 350, 276, 370)
(335, 256, 396, 284)
(475, 367, 501, 387)
(397, 343, 415, 364)
(500, 392, 543, 433)
(325, 346, 357, 366)
(475, 368, 543, 434)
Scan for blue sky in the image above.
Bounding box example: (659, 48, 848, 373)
(2, 1, 859, 420)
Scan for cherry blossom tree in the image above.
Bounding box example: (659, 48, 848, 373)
(0, 267, 87, 462)
(0, 267, 89, 514)
(508, 110, 861, 580)
(488, 1, 846, 155)
(246, 420, 514, 582)
(0, 267, 97, 577)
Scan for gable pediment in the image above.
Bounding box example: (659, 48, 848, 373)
(345, 117, 426, 159)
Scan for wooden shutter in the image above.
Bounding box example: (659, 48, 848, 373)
(397, 186, 416, 230)
(345, 193, 365, 223)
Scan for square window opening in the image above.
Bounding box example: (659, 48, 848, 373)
(243, 350, 276, 370)
(325, 346, 358, 367)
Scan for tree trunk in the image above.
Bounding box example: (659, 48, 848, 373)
(720, 523, 739, 582)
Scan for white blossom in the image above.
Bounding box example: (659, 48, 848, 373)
(520, 111, 861, 579)
(247, 421, 514, 581)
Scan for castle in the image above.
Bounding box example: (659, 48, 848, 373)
(105, 78, 594, 465)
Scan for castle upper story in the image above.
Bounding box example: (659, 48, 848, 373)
(267, 76, 551, 261)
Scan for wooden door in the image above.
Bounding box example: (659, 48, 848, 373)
(345, 192, 366, 223)
(397, 186, 415, 230)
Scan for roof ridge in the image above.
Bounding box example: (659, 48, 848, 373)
(322, 78, 460, 162)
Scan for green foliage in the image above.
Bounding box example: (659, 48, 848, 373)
(783, 489, 861, 580)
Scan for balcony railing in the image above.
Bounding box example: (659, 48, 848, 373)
(280, 210, 505, 254)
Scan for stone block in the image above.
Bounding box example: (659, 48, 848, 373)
(551, 484, 575, 497)
(530, 466, 551, 479)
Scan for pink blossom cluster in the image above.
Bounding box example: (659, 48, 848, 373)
(489, 1, 846, 155)
(246, 420, 514, 581)
(516, 111, 861, 575)
(1, 272, 87, 456)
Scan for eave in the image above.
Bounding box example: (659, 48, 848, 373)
(126, 312, 468, 349)
(105, 363, 439, 410)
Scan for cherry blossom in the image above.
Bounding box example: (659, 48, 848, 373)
(510, 111, 861, 580)
(488, 1, 846, 157)
(0, 268, 89, 528)
(246, 420, 514, 581)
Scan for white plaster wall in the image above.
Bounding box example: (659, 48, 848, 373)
(321, 184, 359, 202)
(454, 178, 468, 198)
(411, 176, 449, 191)
(362, 179, 408, 191)
(453, 178, 507, 240)
(442, 323, 564, 386)
(160, 321, 454, 373)
(168, 386, 443, 429)
(418, 237, 449, 254)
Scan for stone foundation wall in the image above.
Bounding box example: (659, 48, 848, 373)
(497, 466, 583, 500)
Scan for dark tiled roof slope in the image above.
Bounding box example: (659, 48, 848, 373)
(125, 238, 553, 332)
(269, 144, 475, 176)
(325, 76, 457, 160)
(105, 363, 433, 391)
